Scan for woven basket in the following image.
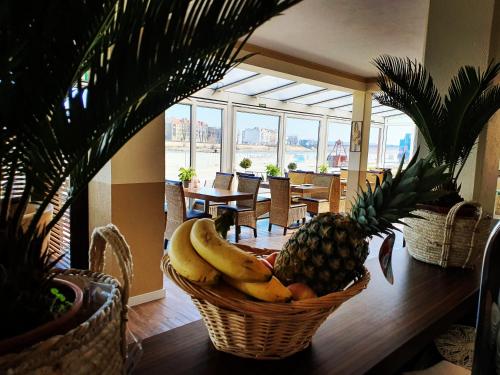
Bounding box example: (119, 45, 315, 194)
(162, 244, 370, 359)
(0, 224, 133, 374)
(405, 201, 491, 268)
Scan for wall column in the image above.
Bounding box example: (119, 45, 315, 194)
(346, 91, 372, 208)
(89, 115, 166, 304)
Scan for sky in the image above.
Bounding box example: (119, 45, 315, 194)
(166, 104, 414, 146)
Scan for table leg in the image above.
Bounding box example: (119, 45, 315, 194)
(204, 200, 210, 215)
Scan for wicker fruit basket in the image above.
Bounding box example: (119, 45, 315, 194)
(405, 201, 491, 268)
(163, 244, 370, 360)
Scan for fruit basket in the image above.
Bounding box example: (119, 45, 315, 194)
(163, 244, 370, 360)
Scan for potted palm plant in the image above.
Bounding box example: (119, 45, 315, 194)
(373, 55, 500, 268)
(0, 0, 300, 372)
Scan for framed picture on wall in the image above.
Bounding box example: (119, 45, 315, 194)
(350, 121, 362, 152)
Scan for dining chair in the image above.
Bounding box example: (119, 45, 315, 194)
(268, 177, 307, 235)
(164, 180, 210, 247)
(299, 173, 341, 215)
(406, 222, 500, 375)
(192, 172, 234, 216)
(216, 175, 260, 243)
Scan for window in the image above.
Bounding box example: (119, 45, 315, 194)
(165, 104, 191, 180)
(195, 106, 223, 185)
(383, 117, 416, 168)
(368, 126, 381, 168)
(235, 110, 280, 174)
(326, 119, 351, 171)
(284, 116, 319, 171)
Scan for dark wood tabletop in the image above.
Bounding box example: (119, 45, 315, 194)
(134, 248, 480, 375)
(184, 187, 253, 202)
(259, 182, 329, 194)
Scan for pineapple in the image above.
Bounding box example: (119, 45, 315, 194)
(274, 149, 449, 296)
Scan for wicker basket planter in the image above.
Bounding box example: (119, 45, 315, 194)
(404, 201, 491, 268)
(0, 224, 133, 374)
(163, 244, 370, 360)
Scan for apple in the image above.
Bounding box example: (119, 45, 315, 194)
(287, 283, 317, 301)
(260, 258, 274, 272)
(265, 252, 278, 267)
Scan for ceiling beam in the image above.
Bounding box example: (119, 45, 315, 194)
(373, 108, 399, 115)
(284, 88, 328, 103)
(310, 93, 352, 106)
(253, 81, 299, 97)
(330, 103, 353, 110)
(214, 73, 261, 91)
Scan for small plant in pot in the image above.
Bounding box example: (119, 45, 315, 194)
(0, 0, 300, 370)
(373, 55, 500, 267)
(265, 164, 281, 179)
(319, 164, 328, 174)
(287, 162, 297, 172)
(239, 158, 252, 172)
(179, 167, 197, 188)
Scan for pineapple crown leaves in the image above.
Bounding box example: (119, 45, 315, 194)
(350, 147, 450, 237)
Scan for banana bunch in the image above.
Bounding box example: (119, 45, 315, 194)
(165, 218, 291, 303)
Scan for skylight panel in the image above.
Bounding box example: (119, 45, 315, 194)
(209, 68, 257, 89)
(261, 83, 323, 101)
(226, 76, 294, 96)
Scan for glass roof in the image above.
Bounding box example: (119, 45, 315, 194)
(372, 105, 396, 114)
(314, 95, 353, 109)
(226, 75, 293, 96)
(209, 68, 257, 90)
(260, 83, 323, 101)
(292, 89, 347, 105)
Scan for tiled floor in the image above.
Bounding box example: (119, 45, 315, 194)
(128, 218, 403, 341)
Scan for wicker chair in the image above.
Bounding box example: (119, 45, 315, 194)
(164, 180, 210, 247)
(192, 172, 234, 216)
(299, 173, 341, 215)
(268, 177, 307, 235)
(217, 175, 260, 243)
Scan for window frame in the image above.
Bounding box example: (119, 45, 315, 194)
(283, 113, 321, 172)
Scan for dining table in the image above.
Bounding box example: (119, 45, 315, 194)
(134, 248, 480, 374)
(259, 182, 329, 195)
(184, 187, 254, 215)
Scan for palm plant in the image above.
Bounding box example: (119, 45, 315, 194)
(373, 55, 500, 205)
(0, 0, 300, 340)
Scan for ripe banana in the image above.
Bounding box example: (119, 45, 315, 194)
(166, 219, 220, 285)
(223, 276, 292, 303)
(190, 218, 272, 282)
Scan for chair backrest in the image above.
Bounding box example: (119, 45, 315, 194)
(269, 177, 291, 210)
(340, 169, 348, 180)
(213, 172, 233, 190)
(288, 171, 306, 185)
(472, 222, 500, 375)
(236, 175, 260, 210)
(310, 173, 333, 199)
(164, 180, 187, 240)
(165, 180, 186, 218)
(295, 170, 315, 184)
(236, 171, 255, 177)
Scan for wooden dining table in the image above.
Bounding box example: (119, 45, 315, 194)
(184, 187, 253, 215)
(259, 182, 329, 195)
(134, 248, 480, 374)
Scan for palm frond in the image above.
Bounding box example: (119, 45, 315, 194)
(373, 56, 444, 159)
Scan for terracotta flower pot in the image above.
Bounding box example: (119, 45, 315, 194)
(182, 180, 190, 188)
(0, 277, 84, 356)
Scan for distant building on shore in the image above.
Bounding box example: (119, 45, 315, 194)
(241, 126, 277, 145)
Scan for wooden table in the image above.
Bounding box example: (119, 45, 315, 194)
(259, 182, 329, 195)
(135, 249, 480, 374)
(184, 187, 253, 215)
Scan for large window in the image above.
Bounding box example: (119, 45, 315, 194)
(165, 104, 191, 180)
(284, 116, 319, 171)
(383, 117, 416, 168)
(235, 110, 280, 175)
(326, 119, 351, 171)
(195, 106, 222, 184)
(368, 125, 381, 169)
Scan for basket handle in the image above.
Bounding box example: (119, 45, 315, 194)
(440, 201, 483, 268)
(89, 224, 134, 308)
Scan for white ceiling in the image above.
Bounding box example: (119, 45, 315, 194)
(249, 0, 430, 78)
